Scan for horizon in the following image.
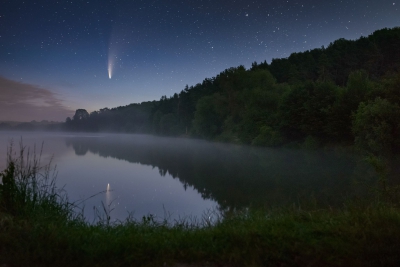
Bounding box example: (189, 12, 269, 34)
(0, 0, 399, 121)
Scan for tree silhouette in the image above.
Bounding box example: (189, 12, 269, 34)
(73, 109, 89, 121)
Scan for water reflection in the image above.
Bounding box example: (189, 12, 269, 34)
(0, 132, 380, 222)
(65, 134, 377, 211)
(105, 183, 111, 209)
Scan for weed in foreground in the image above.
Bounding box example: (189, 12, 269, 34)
(1, 142, 400, 266)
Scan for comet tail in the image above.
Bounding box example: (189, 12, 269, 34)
(108, 62, 113, 79)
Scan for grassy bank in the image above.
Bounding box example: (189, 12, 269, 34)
(1, 203, 400, 266)
(1, 145, 400, 266)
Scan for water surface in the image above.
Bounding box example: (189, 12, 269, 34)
(0, 132, 377, 222)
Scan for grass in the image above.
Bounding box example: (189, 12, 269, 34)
(1, 143, 400, 266)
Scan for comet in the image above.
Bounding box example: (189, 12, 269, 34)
(108, 58, 113, 79)
(107, 52, 114, 79)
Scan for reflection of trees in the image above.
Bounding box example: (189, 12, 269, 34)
(66, 139, 89, 156)
(65, 134, 375, 210)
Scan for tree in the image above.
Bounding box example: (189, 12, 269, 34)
(251, 126, 283, 147)
(301, 81, 337, 141)
(159, 113, 179, 135)
(73, 109, 89, 121)
(269, 58, 292, 83)
(352, 97, 400, 156)
(192, 95, 222, 138)
(317, 53, 333, 82)
(237, 81, 281, 144)
(278, 84, 309, 141)
(325, 70, 374, 142)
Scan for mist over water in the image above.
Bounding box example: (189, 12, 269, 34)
(0, 132, 378, 222)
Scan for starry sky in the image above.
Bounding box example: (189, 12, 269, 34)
(0, 0, 399, 121)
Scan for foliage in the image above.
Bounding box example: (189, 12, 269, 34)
(251, 126, 283, 147)
(159, 113, 179, 136)
(0, 142, 75, 222)
(65, 102, 154, 132)
(352, 97, 400, 156)
(1, 192, 400, 266)
(192, 95, 222, 138)
(59, 27, 400, 151)
(1, 143, 400, 266)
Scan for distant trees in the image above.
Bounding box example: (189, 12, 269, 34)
(73, 109, 89, 121)
(159, 113, 179, 136)
(192, 95, 221, 138)
(65, 109, 88, 131)
(61, 27, 400, 152)
(65, 103, 154, 132)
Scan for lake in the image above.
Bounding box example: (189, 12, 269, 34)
(0, 131, 378, 223)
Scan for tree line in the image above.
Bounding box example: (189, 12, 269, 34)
(65, 27, 400, 156)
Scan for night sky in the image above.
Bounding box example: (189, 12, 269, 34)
(0, 0, 398, 121)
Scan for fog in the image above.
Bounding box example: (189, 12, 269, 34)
(0, 131, 378, 222)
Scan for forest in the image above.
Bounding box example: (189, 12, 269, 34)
(63, 27, 400, 156)
(1, 28, 400, 267)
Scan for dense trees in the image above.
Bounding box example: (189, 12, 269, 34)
(352, 98, 400, 156)
(62, 27, 400, 154)
(65, 102, 154, 132)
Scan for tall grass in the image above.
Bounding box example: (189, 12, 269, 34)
(1, 142, 400, 266)
(0, 141, 77, 222)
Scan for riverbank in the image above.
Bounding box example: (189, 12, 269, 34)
(1, 145, 400, 266)
(1, 202, 400, 266)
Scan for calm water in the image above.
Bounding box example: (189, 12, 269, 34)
(0, 132, 378, 222)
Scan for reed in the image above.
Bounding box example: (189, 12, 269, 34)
(1, 142, 400, 266)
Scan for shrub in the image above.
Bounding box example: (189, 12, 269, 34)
(0, 141, 74, 221)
